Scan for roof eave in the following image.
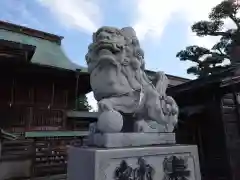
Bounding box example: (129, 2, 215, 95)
(0, 20, 63, 45)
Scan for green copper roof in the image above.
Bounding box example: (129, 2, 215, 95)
(0, 29, 88, 72)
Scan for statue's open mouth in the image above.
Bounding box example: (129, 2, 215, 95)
(95, 41, 122, 56)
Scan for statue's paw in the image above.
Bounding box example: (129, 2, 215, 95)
(165, 116, 178, 132)
(134, 120, 166, 133)
(166, 124, 175, 132)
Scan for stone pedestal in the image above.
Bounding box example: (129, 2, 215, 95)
(88, 132, 175, 148)
(67, 145, 201, 180)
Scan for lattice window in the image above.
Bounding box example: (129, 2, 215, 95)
(30, 108, 64, 130)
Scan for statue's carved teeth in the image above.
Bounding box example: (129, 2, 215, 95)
(95, 42, 115, 54)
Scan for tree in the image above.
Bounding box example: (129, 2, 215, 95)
(177, 0, 240, 78)
(76, 95, 92, 111)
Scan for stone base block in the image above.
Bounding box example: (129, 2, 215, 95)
(88, 132, 176, 148)
(67, 145, 201, 180)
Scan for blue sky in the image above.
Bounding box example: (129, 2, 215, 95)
(0, 0, 224, 109)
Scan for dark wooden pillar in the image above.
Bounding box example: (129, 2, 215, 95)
(51, 83, 55, 108)
(75, 70, 81, 110)
(10, 78, 15, 107)
(230, 78, 240, 134)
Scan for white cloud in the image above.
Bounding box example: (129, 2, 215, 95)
(131, 0, 235, 46)
(35, 0, 234, 47)
(133, 0, 182, 41)
(37, 0, 102, 34)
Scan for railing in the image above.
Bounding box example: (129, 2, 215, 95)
(33, 137, 68, 177)
(0, 109, 94, 179)
(30, 108, 65, 128)
(31, 135, 85, 178)
(1, 106, 66, 134)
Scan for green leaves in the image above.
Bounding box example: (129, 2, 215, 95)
(176, 46, 210, 63)
(192, 20, 224, 36)
(209, 0, 239, 20)
(176, 45, 229, 77)
(77, 95, 92, 111)
(186, 63, 229, 78)
(177, 0, 240, 78)
(176, 45, 226, 65)
(186, 66, 200, 76)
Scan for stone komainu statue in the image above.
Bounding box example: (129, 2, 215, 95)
(85, 26, 178, 133)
